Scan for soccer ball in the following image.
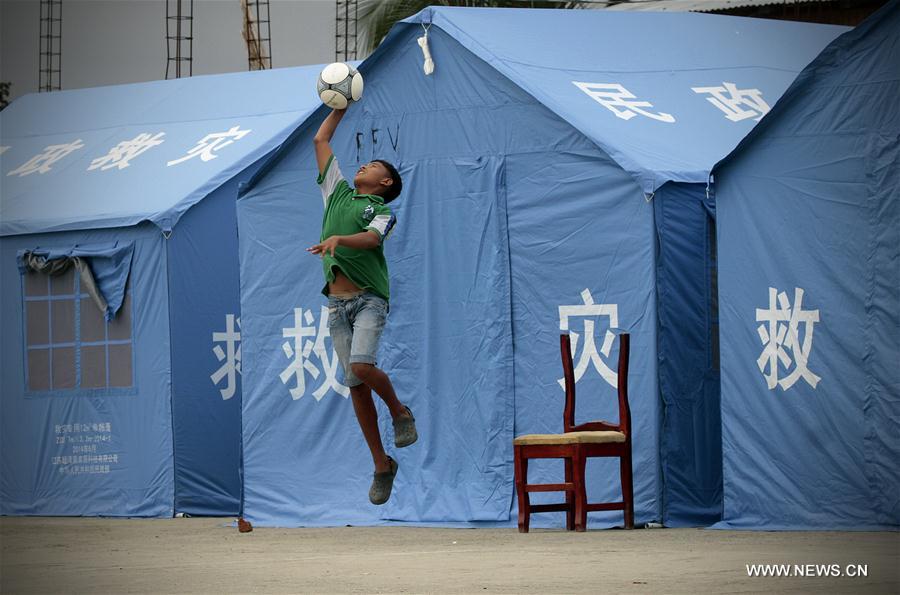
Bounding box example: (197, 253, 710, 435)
(317, 62, 364, 109)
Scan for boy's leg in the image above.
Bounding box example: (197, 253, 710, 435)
(348, 295, 411, 421)
(349, 383, 392, 473)
(330, 295, 401, 503)
(349, 295, 417, 448)
(329, 297, 390, 467)
(350, 363, 407, 419)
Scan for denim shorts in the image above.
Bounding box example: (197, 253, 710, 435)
(327, 292, 389, 388)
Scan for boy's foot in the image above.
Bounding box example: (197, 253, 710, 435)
(394, 406, 418, 448)
(369, 456, 398, 505)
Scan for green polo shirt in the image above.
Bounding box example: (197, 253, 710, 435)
(317, 155, 396, 301)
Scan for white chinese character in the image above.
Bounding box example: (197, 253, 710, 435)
(558, 288, 619, 389)
(573, 82, 675, 123)
(756, 287, 821, 390)
(309, 306, 349, 401)
(7, 140, 85, 176)
(211, 314, 241, 400)
(692, 82, 771, 122)
(279, 306, 349, 401)
(167, 126, 251, 166)
(88, 132, 165, 171)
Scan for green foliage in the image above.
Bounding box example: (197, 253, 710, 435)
(0, 81, 10, 111)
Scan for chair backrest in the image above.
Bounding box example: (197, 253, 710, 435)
(560, 332, 631, 438)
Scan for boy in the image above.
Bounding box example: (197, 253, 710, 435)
(308, 107, 417, 505)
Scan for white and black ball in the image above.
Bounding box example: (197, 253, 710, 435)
(316, 62, 364, 110)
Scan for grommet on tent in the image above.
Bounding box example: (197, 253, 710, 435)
(644, 191, 654, 202)
(417, 23, 434, 76)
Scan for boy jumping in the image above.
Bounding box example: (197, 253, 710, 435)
(308, 107, 417, 505)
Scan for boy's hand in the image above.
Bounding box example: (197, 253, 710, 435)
(307, 236, 341, 257)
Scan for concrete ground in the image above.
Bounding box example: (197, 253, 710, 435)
(1, 517, 897, 594)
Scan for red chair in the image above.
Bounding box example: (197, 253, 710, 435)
(513, 333, 634, 532)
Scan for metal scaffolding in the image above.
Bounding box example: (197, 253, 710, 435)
(166, 0, 194, 79)
(242, 0, 273, 70)
(335, 0, 359, 62)
(38, 0, 62, 92)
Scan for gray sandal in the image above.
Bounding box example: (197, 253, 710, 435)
(369, 456, 398, 505)
(393, 406, 418, 448)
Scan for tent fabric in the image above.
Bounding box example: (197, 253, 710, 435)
(713, 0, 900, 529)
(0, 65, 326, 236)
(16, 241, 134, 321)
(237, 29, 585, 526)
(653, 182, 722, 526)
(0, 64, 321, 517)
(401, 8, 848, 193)
(238, 121, 517, 527)
(237, 8, 847, 528)
(0, 225, 174, 516)
(167, 176, 249, 516)
(236, 23, 658, 527)
(505, 148, 660, 526)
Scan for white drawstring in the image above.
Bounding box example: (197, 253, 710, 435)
(417, 23, 434, 76)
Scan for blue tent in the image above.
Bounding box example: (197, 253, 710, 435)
(236, 7, 845, 527)
(0, 65, 324, 516)
(712, 0, 900, 530)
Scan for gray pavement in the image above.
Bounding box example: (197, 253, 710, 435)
(1, 517, 897, 594)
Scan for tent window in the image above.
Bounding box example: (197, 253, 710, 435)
(23, 267, 133, 393)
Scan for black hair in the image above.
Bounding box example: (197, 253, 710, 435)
(373, 159, 402, 203)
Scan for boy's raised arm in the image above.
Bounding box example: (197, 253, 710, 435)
(313, 108, 346, 175)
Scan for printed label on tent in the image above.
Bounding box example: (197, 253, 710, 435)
(558, 288, 619, 389)
(279, 306, 349, 401)
(755, 287, 821, 391)
(166, 126, 252, 167)
(572, 82, 675, 123)
(51, 421, 118, 475)
(88, 132, 166, 171)
(7, 140, 85, 177)
(211, 314, 241, 401)
(691, 83, 771, 122)
(572, 80, 772, 124)
(5, 125, 253, 177)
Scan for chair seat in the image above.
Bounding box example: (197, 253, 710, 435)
(513, 430, 625, 446)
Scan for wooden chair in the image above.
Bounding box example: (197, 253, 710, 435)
(513, 333, 634, 532)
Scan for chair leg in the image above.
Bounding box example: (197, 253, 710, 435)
(620, 451, 634, 530)
(564, 457, 575, 531)
(574, 448, 587, 532)
(514, 446, 530, 533)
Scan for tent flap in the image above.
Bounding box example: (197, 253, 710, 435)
(17, 241, 134, 321)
